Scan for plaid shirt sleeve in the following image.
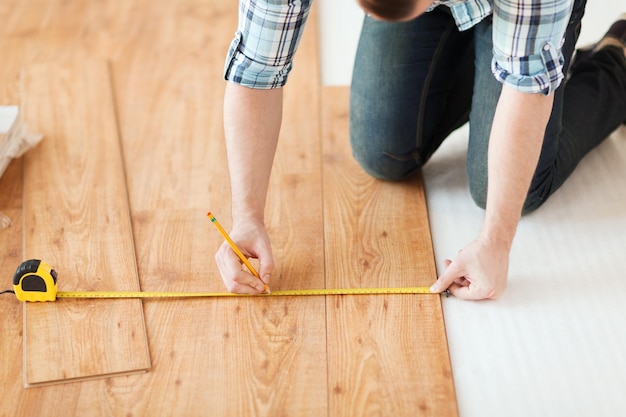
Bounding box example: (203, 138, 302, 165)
(491, 0, 574, 95)
(224, 0, 313, 89)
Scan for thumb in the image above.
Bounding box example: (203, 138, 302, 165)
(430, 258, 462, 293)
(256, 244, 275, 285)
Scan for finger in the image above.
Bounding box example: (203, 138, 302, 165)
(454, 278, 468, 286)
(230, 270, 267, 294)
(430, 259, 463, 293)
(215, 242, 242, 274)
(444, 260, 469, 286)
(255, 243, 274, 286)
(216, 243, 265, 293)
(448, 282, 496, 300)
(448, 284, 483, 300)
(228, 283, 264, 294)
(447, 282, 463, 295)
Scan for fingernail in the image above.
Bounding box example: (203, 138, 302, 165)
(430, 284, 439, 293)
(262, 274, 271, 284)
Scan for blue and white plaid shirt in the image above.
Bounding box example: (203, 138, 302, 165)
(224, 0, 573, 95)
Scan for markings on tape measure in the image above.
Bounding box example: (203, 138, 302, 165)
(11, 261, 440, 303)
(56, 287, 432, 299)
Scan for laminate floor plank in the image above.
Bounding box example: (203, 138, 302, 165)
(0, 159, 25, 415)
(0, 17, 118, 417)
(0, 46, 60, 417)
(108, 3, 328, 415)
(21, 60, 150, 386)
(321, 87, 458, 417)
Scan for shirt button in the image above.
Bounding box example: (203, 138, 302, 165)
(543, 44, 550, 51)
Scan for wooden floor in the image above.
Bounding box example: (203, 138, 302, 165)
(0, 1, 457, 416)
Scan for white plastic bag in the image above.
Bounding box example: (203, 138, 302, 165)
(0, 105, 43, 229)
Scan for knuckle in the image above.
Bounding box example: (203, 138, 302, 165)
(232, 273, 248, 284)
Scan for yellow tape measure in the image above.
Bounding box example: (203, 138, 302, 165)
(12, 259, 433, 302)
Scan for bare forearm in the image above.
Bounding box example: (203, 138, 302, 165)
(431, 87, 555, 299)
(481, 86, 554, 249)
(223, 82, 283, 224)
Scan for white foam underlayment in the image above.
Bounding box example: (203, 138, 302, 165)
(424, 125, 626, 417)
(318, 1, 626, 415)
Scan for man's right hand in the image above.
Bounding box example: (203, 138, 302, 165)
(219, 84, 282, 294)
(214, 220, 274, 294)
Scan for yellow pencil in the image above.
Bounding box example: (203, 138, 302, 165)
(207, 212, 269, 292)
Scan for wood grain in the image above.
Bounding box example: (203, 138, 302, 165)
(21, 60, 150, 386)
(265, 7, 326, 291)
(322, 87, 458, 417)
(0, 159, 24, 414)
(108, 2, 328, 415)
(0, 1, 456, 415)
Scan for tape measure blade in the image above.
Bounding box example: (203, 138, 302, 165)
(55, 291, 236, 299)
(55, 287, 432, 299)
(272, 287, 431, 296)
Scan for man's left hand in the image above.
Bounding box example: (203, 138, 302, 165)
(430, 238, 509, 300)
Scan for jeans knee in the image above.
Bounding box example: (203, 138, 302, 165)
(521, 187, 550, 215)
(352, 147, 421, 181)
(350, 129, 425, 181)
(469, 181, 487, 210)
(521, 200, 543, 215)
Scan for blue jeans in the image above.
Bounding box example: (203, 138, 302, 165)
(349, 1, 626, 212)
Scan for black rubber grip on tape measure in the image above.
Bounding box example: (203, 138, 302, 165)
(13, 259, 41, 285)
(12, 259, 58, 294)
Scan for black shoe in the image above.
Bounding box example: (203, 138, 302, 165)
(601, 13, 626, 49)
(570, 13, 626, 71)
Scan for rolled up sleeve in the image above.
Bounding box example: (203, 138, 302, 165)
(224, 0, 312, 89)
(491, 0, 573, 95)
